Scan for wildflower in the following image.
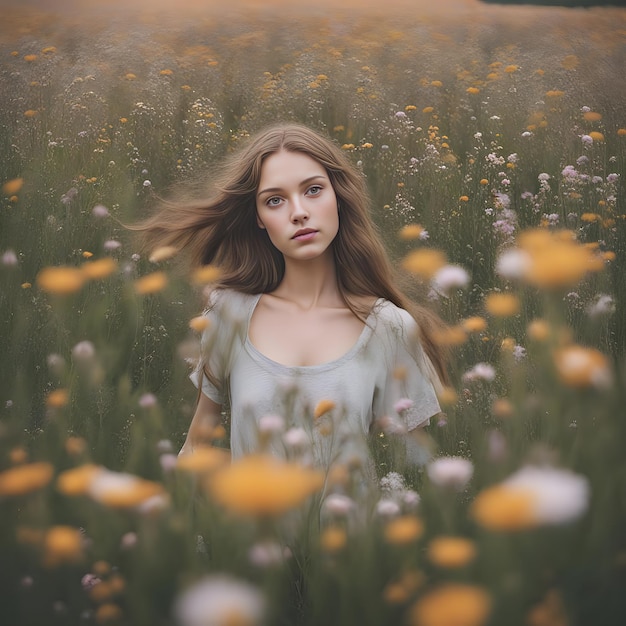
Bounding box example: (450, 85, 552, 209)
(380, 471, 406, 492)
(586, 294, 615, 317)
(427, 457, 473, 490)
(189, 316, 210, 332)
(57, 465, 103, 496)
(282, 427, 309, 449)
(46, 388, 69, 408)
(95, 604, 123, 624)
(485, 293, 520, 317)
(466, 87, 480, 95)
(2, 178, 24, 195)
(589, 131, 604, 142)
(409, 584, 491, 626)
(427, 536, 477, 568)
(159, 69, 173, 76)
(323, 493, 355, 516)
(138, 393, 157, 408)
(2, 249, 18, 266)
(24, 54, 38, 62)
(82, 258, 117, 280)
(583, 111, 602, 122)
(103, 240, 121, 251)
(581, 134, 593, 145)
(402, 249, 447, 279)
(384, 515, 424, 545)
(314, 399, 335, 419)
(176, 447, 230, 473)
(37, 266, 85, 294)
(432, 325, 467, 347)
(398, 224, 425, 240)
(190, 265, 221, 285)
(174, 575, 265, 626)
(43, 526, 84, 567)
(393, 398, 414, 413)
(461, 317, 487, 333)
(376, 498, 401, 517)
(320, 526, 347, 552)
(554, 345, 612, 389)
(471, 465, 589, 530)
(431, 265, 470, 295)
(206, 455, 324, 516)
(0, 462, 54, 496)
(149, 246, 178, 263)
(258, 414, 285, 434)
(88, 470, 164, 508)
(462, 362, 496, 383)
(437, 386, 458, 407)
(527, 319, 551, 341)
(134, 271, 168, 294)
(459, 195, 469, 202)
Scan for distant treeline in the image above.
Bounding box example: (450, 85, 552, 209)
(480, 0, 623, 6)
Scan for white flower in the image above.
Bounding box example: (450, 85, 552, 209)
(380, 472, 406, 492)
(248, 541, 288, 567)
(462, 362, 496, 383)
(91, 204, 110, 218)
(427, 456, 474, 490)
(174, 575, 265, 626)
(402, 490, 421, 508)
(71, 340, 95, 362)
(581, 134, 593, 145)
(258, 414, 285, 434)
(393, 398, 414, 413)
(504, 465, 590, 525)
(282, 427, 309, 449)
(2, 249, 18, 266)
(322, 493, 355, 516)
(376, 498, 401, 517)
(139, 393, 158, 408)
(431, 264, 470, 296)
(495, 248, 532, 280)
(586, 294, 615, 318)
(104, 239, 122, 251)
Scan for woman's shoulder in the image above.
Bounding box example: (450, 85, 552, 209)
(373, 299, 415, 328)
(204, 288, 260, 322)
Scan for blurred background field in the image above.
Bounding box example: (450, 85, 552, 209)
(1, 0, 625, 625)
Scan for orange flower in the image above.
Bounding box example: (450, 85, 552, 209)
(206, 455, 324, 516)
(583, 111, 602, 122)
(24, 109, 38, 118)
(23, 54, 38, 62)
(527, 319, 550, 341)
(384, 515, 424, 545)
(402, 249, 447, 279)
(149, 246, 178, 263)
(561, 54, 579, 70)
(398, 224, 425, 241)
(588, 131, 604, 142)
(190, 265, 222, 285)
(57, 464, 104, 496)
(504, 64, 518, 73)
(409, 584, 491, 626)
(0, 462, 54, 496)
(466, 87, 480, 95)
(43, 526, 84, 567)
(461, 316, 487, 333)
(37, 266, 85, 294)
(134, 271, 168, 294)
(88, 470, 165, 508)
(314, 399, 336, 419)
(320, 526, 347, 552)
(81, 257, 118, 280)
(554, 345, 612, 389)
(46, 388, 69, 408)
(189, 316, 210, 332)
(2, 178, 24, 195)
(484, 293, 520, 317)
(427, 536, 477, 568)
(470, 484, 535, 530)
(432, 326, 467, 347)
(437, 386, 458, 407)
(176, 447, 230, 473)
(159, 69, 173, 76)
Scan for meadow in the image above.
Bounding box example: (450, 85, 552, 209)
(1, 0, 625, 624)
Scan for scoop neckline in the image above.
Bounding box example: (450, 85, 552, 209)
(244, 293, 382, 373)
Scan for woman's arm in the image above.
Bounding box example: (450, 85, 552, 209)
(179, 392, 223, 456)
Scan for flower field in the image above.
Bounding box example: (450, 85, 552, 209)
(1, 0, 625, 624)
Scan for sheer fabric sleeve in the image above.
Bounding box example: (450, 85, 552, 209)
(380, 306, 442, 432)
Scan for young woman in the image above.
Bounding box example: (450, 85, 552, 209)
(133, 123, 447, 481)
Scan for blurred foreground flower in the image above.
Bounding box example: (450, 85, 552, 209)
(190, 265, 222, 285)
(81, 257, 118, 280)
(402, 248, 447, 279)
(176, 447, 230, 473)
(554, 345, 612, 389)
(134, 271, 168, 294)
(427, 457, 473, 490)
(87, 469, 165, 509)
(206, 455, 324, 516)
(471, 465, 590, 531)
(149, 245, 178, 263)
(37, 266, 85, 295)
(2, 177, 24, 195)
(427, 536, 477, 568)
(0, 462, 54, 496)
(174, 575, 265, 626)
(43, 526, 84, 567)
(409, 584, 491, 626)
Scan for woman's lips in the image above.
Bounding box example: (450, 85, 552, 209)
(292, 230, 317, 241)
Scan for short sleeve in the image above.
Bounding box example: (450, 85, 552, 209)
(189, 289, 244, 404)
(379, 307, 442, 431)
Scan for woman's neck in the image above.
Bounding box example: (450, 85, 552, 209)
(273, 254, 342, 310)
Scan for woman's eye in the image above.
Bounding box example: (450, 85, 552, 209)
(266, 197, 282, 206)
(307, 185, 322, 196)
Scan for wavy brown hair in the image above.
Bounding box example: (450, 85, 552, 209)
(130, 123, 448, 383)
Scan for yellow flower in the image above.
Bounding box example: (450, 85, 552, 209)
(466, 87, 480, 95)
(492, 397, 514, 418)
(459, 195, 469, 202)
(484, 293, 520, 317)
(124, 73, 136, 80)
(470, 484, 535, 530)
(57, 464, 104, 496)
(617, 128, 626, 137)
(398, 224, 425, 241)
(461, 316, 487, 333)
(431, 80, 443, 87)
(427, 536, 477, 568)
(37, 266, 85, 294)
(401, 249, 447, 279)
(504, 64, 518, 73)
(43, 526, 84, 567)
(148, 246, 178, 263)
(176, 447, 230, 473)
(314, 399, 336, 419)
(24, 109, 38, 118)
(581, 213, 599, 223)
(2, 178, 24, 195)
(361, 142, 373, 149)
(422, 106, 434, 113)
(134, 271, 168, 294)
(545, 90, 565, 98)
(432, 326, 467, 347)
(65, 436, 87, 456)
(159, 69, 173, 75)
(23, 54, 38, 62)
(561, 54, 579, 70)
(588, 131, 604, 142)
(190, 265, 222, 285)
(46, 388, 69, 408)
(0, 462, 54, 496)
(554, 345, 612, 389)
(320, 526, 347, 553)
(437, 386, 458, 407)
(384, 515, 424, 545)
(409, 584, 491, 626)
(479, 178, 488, 185)
(95, 603, 123, 624)
(88, 470, 165, 508)
(405, 105, 417, 111)
(189, 316, 210, 332)
(9, 447, 28, 464)
(206, 455, 324, 516)
(82, 258, 118, 280)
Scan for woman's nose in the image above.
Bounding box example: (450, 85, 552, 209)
(290, 198, 309, 222)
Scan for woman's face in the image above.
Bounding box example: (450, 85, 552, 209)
(255, 150, 339, 263)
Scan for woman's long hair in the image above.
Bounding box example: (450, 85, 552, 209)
(129, 123, 448, 384)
